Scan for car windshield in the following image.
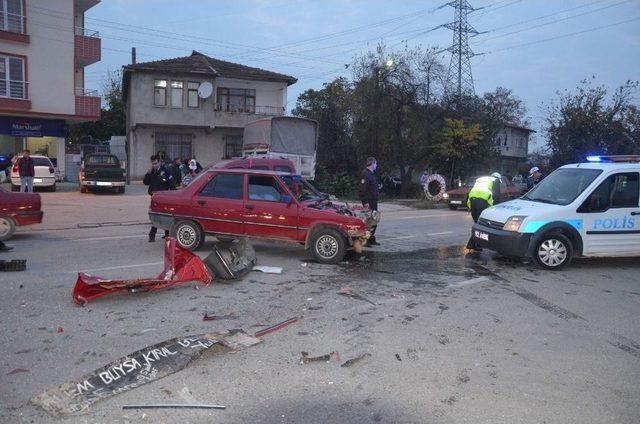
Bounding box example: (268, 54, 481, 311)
(86, 155, 119, 166)
(522, 168, 602, 206)
(279, 175, 323, 201)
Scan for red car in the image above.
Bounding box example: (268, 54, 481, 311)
(444, 176, 521, 210)
(215, 156, 296, 174)
(149, 169, 371, 264)
(0, 187, 43, 240)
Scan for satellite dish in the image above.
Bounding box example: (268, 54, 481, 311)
(198, 82, 213, 99)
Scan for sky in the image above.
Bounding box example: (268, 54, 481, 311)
(72, 0, 640, 151)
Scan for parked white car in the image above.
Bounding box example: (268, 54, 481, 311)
(10, 155, 57, 192)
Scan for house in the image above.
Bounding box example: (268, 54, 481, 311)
(122, 51, 297, 179)
(0, 0, 101, 176)
(493, 123, 536, 177)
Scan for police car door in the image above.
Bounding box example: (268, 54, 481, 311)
(579, 171, 640, 256)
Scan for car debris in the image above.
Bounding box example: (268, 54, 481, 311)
(203, 238, 257, 280)
(72, 238, 212, 305)
(338, 285, 376, 306)
(252, 266, 283, 274)
(0, 259, 26, 272)
(254, 317, 299, 338)
(395, 353, 402, 361)
(31, 329, 260, 417)
(123, 404, 226, 410)
(6, 368, 29, 375)
(202, 313, 236, 322)
(341, 353, 371, 368)
(300, 351, 340, 365)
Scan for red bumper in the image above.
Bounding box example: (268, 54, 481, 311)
(13, 211, 44, 226)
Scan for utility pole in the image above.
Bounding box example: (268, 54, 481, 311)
(443, 0, 482, 97)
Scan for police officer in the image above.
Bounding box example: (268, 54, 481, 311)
(359, 157, 380, 246)
(466, 172, 502, 250)
(526, 166, 543, 191)
(143, 155, 174, 242)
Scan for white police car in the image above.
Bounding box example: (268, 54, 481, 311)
(472, 155, 640, 269)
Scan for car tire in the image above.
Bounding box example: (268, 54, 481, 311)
(448, 205, 458, 210)
(533, 233, 573, 270)
(0, 216, 16, 241)
(80, 185, 87, 193)
(118, 186, 125, 194)
(310, 227, 347, 264)
(171, 220, 204, 251)
(11, 184, 19, 192)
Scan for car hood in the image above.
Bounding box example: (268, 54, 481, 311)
(446, 187, 470, 196)
(480, 198, 566, 223)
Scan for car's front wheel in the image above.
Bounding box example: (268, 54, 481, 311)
(0, 216, 16, 241)
(310, 228, 347, 264)
(533, 233, 573, 270)
(171, 220, 204, 251)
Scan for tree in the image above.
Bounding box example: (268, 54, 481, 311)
(483, 86, 528, 128)
(544, 78, 640, 167)
(438, 118, 483, 182)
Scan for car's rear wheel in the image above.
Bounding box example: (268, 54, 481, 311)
(80, 185, 87, 193)
(171, 220, 204, 251)
(533, 233, 573, 270)
(310, 227, 347, 264)
(448, 205, 458, 210)
(117, 186, 125, 194)
(0, 216, 16, 241)
(11, 184, 19, 192)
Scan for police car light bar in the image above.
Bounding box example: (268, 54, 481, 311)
(586, 155, 640, 163)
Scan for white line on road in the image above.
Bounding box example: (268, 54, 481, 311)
(72, 235, 148, 242)
(449, 276, 490, 288)
(79, 261, 164, 273)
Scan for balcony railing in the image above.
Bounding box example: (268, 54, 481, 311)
(75, 87, 100, 118)
(74, 26, 99, 37)
(214, 104, 285, 116)
(0, 79, 28, 99)
(1, 12, 26, 34)
(75, 87, 99, 97)
(74, 27, 101, 66)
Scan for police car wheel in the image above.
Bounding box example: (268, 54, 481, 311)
(533, 233, 573, 270)
(171, 220, 204, 251)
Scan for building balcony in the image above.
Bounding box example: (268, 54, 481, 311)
(0, 12, 29, 43)
(0, 81, 31, 110)
(212, 104, 284, 128)
(74, 27, 101, 67)
(75, 88, 100, 119)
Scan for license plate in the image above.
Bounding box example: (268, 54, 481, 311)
(97, 182, 112, 186)
(474, 230, 489, 241)
(450, 200, 462, 205)
(33, 178, 43, 183)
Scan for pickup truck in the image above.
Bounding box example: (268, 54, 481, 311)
(79, 154, 126, 193)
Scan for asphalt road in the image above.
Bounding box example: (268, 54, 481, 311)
(1, 186, 639, 423)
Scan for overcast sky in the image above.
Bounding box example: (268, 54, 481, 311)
(70, 0, 640, 150)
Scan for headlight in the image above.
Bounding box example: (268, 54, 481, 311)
(503, 216, 527, 232)
(442, 193, 449, 200)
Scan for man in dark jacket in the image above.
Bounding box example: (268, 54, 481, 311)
(143, 155, 174, 242)
(359, 156, 380, 246)
(17, 149, 35, 192)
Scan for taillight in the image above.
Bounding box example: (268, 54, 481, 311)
(49, 166, 54, 174)
(12, 165, 18, 173)
(80, 171, 85, 180)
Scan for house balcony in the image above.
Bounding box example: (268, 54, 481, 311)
(75, 88, 100, 119)
(0, 12, 28, 43)
(74, 27, 101, 67)
(212, 104, 284, 128)
(0, 81, 31, 110)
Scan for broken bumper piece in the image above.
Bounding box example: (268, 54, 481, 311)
(72, 237, 212, 305)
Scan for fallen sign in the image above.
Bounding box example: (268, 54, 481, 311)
(72, 238, 212, 305)
(31, 329, 260, 417)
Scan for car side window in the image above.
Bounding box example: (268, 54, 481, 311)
(275, 166, 292, 173)
(199, 174, 243, 199)
(579, 172, 639, 212)
(248, 175, 286, 202)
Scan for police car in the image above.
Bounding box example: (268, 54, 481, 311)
(472, 155, 640, 269)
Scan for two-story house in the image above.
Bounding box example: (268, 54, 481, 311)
(122, 50, 297, 179)
(0, 0, 101, 175)
(493, 123, 536, 177)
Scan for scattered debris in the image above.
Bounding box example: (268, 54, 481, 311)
(0, 259, 26, 272)
(204, 239, 256, 280)
(7, 368, 29, 375)
(31, 329, 261, 417)
(437, 335, 450, 345)
(341, 353, 371, 368)
(202, 313, 236, 322)
(338, 285, 376, 306)
(254, 317, 299, 338)
(395, 353, 402, 362)
(56, 327, 64, 333)
(123, 404, 226, 410)
(300, 351, 340, 364)
(252, 266, 283, 274)
(301, 263, 308, 267)
(72, 238, 212, 305)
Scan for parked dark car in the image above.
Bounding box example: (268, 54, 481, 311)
(0, 187, 43, 240)
(444, 176, 521, 210)
(79, 154, 126, 193)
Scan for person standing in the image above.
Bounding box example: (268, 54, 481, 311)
(16, 149, 35, 192)
(526, 166, 543, 191)
(171, 157, 183, 187)
(143, 155, 174, 242)
(466, 172, 502, 250)
(359, 157, 381, 246)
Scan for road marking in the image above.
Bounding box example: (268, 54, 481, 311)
(80, 261, 164, 272)
(450, 276, 490, 288)
(72, 235, 148, 242)
(386, 213, 460, 221)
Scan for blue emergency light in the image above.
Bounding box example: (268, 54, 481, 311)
(585, 155, 640, 163)
(586, 156, 602, 162)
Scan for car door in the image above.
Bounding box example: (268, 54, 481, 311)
(579, 171, 640, 256)
(244, 174, 299, 240)
(192, 172, 245, 235)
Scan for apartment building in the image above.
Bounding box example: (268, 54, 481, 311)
(0, 0, 101, 175)
(122, 50, 297, 179)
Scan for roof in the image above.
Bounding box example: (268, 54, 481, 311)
(123, 51, 297, 85)
(206, 168, 296, 176)
(562, 162, 640, 171)
(502, 123, 536, 133)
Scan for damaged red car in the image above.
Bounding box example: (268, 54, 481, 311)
(149, 169, 373, 264)
(0, 186, 43, 240)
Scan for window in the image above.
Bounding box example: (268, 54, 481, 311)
(248, 175, 286, 202)
(200, 174, 243, 199)
(155, 132, 192, 161)
(524, 168, 603, 206)
(154, 79, 167, 106)
(581, 173, 639, 212)
(86, 155, 120, 166)
(0, 0, 24, 33)
(187, 82, 199, 108)
(224, 135, 243, 159)
(217, 87, 256, 113)
(171, 81, 183, 107)
(0, 55, 25, 99)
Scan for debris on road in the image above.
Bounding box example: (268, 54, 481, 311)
(72, 238, 212, 305)
(395, 353, 402, 361)
(0, 259, 26, 272)
(254, 317, 299, 338)
(202, 313, 236, 321)
(338, 285, 376, 306)
(6, 368, 29, 375)
(341, 353, 371, 368)
(31, 329, 261, 417)
(203, 239, 256, 280)
(300, 351, 340, 365)
(56, 326, 64, 333)
(123, 404, 226, 410)
(252, 265, 283, 274)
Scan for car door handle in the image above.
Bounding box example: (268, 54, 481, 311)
(631, 211, 640, 216)
(245, 204, 255, 210)
(197, 200, 206, 206)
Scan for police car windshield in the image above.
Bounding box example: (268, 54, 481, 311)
(523, 168, 602, 205)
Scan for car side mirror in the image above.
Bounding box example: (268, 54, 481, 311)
(281, 194, 294, 204)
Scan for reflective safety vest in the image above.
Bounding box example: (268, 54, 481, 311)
(467, 176, 497, 208)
